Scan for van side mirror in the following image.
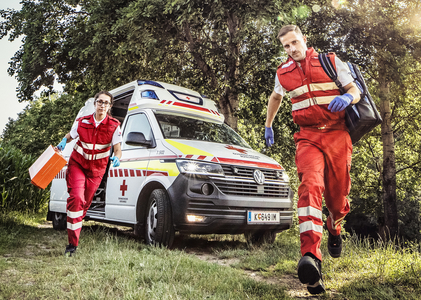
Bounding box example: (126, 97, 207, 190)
(125, 132, 154, 147)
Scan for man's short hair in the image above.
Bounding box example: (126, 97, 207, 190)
(277, 25, 303, 39)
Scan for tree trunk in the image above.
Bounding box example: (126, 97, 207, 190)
(220, 10, 241, 131)
(219, 89, 239, 130)
(379, 79, 399, 240)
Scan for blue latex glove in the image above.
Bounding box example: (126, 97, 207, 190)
(328, 93, 353, 112)
(110, 156, 120, 167)
(265, 127, 274, 148)
(56, 137, 67, 151)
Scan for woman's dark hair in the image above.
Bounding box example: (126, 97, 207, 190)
(94, 90, 114, 103)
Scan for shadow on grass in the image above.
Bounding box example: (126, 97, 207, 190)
(172, 234, 248, 253)
(334, 276, 421, 300)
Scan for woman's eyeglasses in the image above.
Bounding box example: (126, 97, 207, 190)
(96, 100, 111, 106)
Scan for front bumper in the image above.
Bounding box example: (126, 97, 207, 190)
(167, 172, 294, 234)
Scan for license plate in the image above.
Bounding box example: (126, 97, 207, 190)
(247, 211, 280, 224)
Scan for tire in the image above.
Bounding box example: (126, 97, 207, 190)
(245, 230, 276, 245)
(144, 189, 175, 248)
(52, 212, 67, 230)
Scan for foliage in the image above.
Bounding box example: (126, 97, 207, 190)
(0, 144, 50, 213)
(0, 0, 306, 129)
(1, 93, 85, 157)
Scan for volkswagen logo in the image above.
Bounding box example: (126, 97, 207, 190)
(253, 170, 265, 185)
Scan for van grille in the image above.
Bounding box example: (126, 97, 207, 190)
(210, 165, 290, 198)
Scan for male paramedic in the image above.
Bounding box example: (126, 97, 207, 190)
(264, 25, 360, 294)
(56, 90, 122, 257)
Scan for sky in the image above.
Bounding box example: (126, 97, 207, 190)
(0, 0, 63, 136)
(0, 0, 26, 135)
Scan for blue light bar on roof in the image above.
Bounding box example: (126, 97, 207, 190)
(141, 90, 159, 100)
(137, 80, 164, 88)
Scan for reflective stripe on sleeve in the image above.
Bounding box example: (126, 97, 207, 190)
(67, 210, 84, 219)
(297, 206, 323, 220)
(299, 221, 323, 234)
(67, 221, 83, 231)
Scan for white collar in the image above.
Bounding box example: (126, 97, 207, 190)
(93, 113, 106, 127)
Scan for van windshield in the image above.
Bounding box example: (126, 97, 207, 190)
(155, 113, 251, 148)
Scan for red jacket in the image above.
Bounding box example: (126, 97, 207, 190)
(277, 48, 346, 130)
(69, 114, 120, 177)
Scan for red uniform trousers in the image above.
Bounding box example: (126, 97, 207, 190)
(66, 160, 103, 246)
(294, 128, 352, 261)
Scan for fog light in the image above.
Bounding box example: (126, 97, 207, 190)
(201, 183, 214, 195)
(186, 214, 207, 223)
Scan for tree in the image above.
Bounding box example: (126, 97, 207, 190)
(1, 93, 85, 157)
(302, 0, 421, 239)
(1, 0, 305, 130)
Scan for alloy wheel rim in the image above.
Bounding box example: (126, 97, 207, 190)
(147, 200, 158, 241)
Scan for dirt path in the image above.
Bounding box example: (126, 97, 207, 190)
(191, 250, 316, 299)
(172, 236, 318, 299)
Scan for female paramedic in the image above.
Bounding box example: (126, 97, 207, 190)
(56, 90, 122, 257)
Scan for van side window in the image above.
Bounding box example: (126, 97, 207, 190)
(122, 113, 153, 150)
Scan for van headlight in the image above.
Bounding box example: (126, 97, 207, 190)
(176, 159, 224, 176)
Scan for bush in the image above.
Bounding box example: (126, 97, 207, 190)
(0, 143, 50, 213)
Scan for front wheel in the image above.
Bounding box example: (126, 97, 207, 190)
(52, 212, 67, 230)
(144, 189, 175, 248)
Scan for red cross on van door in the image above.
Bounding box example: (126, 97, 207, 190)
(120, 180, 128, 196)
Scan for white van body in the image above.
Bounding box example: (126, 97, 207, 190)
(48, 80, 293, 246)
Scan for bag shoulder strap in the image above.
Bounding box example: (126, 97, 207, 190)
(318, 53, 345, 94)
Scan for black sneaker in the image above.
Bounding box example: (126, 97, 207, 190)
(328, 231, 342, 258)
(64, 244, 77, 257)
(297, 253, 326, 295)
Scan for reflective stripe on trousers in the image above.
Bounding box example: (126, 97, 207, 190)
(294, 128, 352, 261)
(66, 161, 103, 246)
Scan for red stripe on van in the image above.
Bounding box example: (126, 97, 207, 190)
(143, 170, 169, 177)
(172, 101, 211, 113)
(217, 157, 283, 170)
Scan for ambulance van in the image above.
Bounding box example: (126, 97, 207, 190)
(47, 80, 293, 247)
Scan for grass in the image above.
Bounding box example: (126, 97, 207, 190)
(0, 212, 287, 300)
(1, 211, 421, 300)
